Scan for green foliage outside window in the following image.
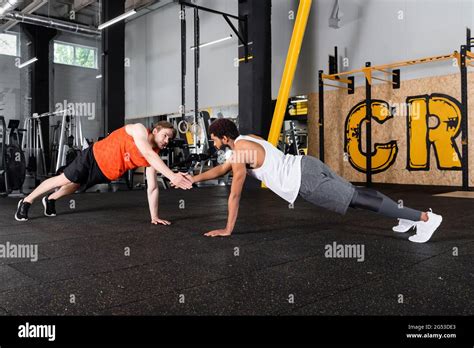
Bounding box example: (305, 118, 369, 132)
(54, 41, 97, 69)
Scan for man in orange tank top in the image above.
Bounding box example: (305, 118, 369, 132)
(15, 121, 192, 224)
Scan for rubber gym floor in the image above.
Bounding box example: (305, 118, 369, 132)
(0, 183, 473, 316)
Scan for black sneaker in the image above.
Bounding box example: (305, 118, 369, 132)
(15, 199, 30, 222)
(42, 195, 57, 217)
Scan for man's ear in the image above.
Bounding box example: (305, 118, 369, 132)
(222, 136, 229, 144)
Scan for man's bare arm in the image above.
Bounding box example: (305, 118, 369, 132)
(225, 161, 246, 233)
(204, 156, 246, 237)
(146, 167, 158, 217)
(127, 124, 192, 190)
(193, 161, 232, 183)
(146, 166, 171, 225)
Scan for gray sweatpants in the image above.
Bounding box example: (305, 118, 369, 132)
(298, 156, 423, 221)
(298, 156, 355, 215)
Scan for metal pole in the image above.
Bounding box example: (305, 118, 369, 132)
(181, 3, 186, 122)
(5, 11, 100, 37)
(467, 27, 471, 48)
(21, 118, 28, 153)
(78, 116, 84, 148)
(460, 45, 469, 190)
(318, 70, 325, 162)
(37, 118, 46, 176)
(35, 121, 40, 176)
(194, 7, 199, 154)
(56, 111, 67, 173)
(179, 1, 243, 21)
(27, 118, 32, 166)
(74, 116, 78, 147)
(365, 62, 372, 187)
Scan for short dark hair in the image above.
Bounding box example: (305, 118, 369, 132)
(154, 121, 177, 139)
(209, 119, 240, 140)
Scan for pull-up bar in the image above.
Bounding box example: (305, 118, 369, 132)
(321, 82, 352, 91)
(372, 67, 397, 75)
(465, 50, 474, 60)
(179, 1, 249, 62)
(321, 74, 352, 84)
(371, 76, 397, 85)
(323, 52, 456, 81)
(179, 1, 243, 21)
(319, 47, 466, 189)
(179, 1, 250, 155)
(321, 74, 355, 94)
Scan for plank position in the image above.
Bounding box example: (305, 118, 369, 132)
(15, 122, 192, 224)
(189, 119, 442, 243)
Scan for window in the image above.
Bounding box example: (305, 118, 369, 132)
(54, 41, 97, 69)
(0, 32, 19, 57)
(54, 42, 74, 65)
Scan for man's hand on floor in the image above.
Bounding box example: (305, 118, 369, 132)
(151, 217, 171, 225)
(204, 229, 232, 237)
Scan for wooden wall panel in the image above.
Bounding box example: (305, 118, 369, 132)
(308, 73, 473, 187)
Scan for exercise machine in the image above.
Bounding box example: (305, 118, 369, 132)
(22, 114, 47, 186)
(0, 117, 27, 197)
(27, 109, 86, 176)
(0, 116, 8, 197)
(280, 120, 308, 156)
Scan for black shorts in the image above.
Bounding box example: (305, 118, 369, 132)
(63, 145, 110, 190)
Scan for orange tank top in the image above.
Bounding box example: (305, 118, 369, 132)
(93, 126, 158, 180)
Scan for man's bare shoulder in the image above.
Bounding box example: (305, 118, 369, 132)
(125, 123, 147, 137)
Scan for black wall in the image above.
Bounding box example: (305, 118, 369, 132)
(238, 0, 272, 138)
(102, 0, 125, 134)
(23, 24, 57, 168)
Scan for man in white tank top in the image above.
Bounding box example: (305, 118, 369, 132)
(190, 119, 442, 243)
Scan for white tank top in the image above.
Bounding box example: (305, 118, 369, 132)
(234, 135, 302, 204)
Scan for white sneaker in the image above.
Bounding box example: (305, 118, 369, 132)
(409, 210, 442, 243)
(392, 218, 416, 233)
